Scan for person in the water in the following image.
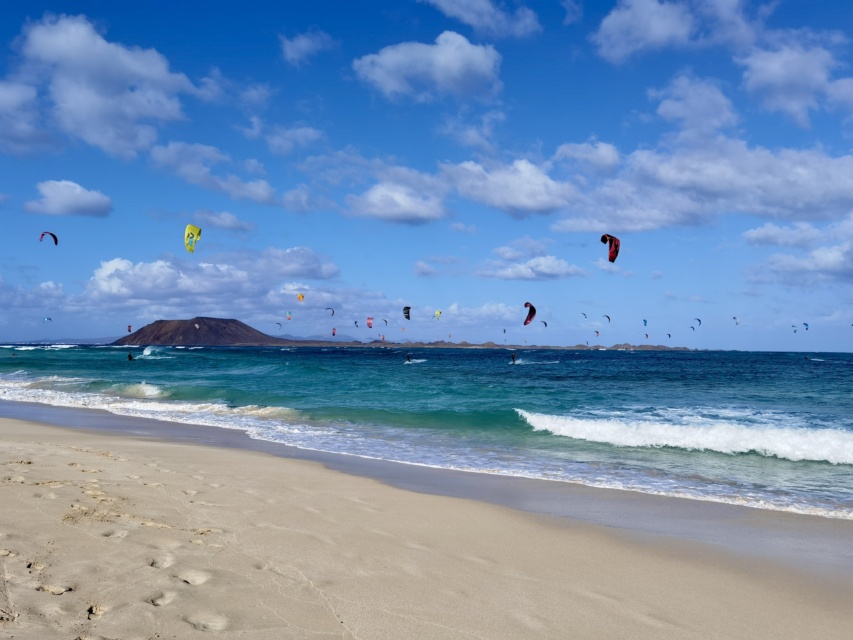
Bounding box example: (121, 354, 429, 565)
(511, 353, 516, 364)
(127, 352, 134, 361)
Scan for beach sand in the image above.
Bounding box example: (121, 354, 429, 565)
(1, 416, 852, 639)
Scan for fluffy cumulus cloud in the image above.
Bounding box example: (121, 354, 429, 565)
(353, 31, 502, 102)
(737, 39, 837, 127)
(442, 159, 575, 217)
(18, 14, 196, 158)
(265, 125, 325, 155)
(67, 247, 339, 318)
(419, 0, 541, 38)
(150, 142, 276, 204)
(280, 30, 335, 67)
(347, 181, 446, 223)
(479, 236, 585, 280)
(24, 180, 112, 216)
(554, 138, 853, 232)
(651, 74, 738, 137)
(593, 0, 695, 63)
(480, 255, 585, 280)
(553, 139, 620, 171)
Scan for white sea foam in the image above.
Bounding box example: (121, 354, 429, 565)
(516, 409, 853, 465)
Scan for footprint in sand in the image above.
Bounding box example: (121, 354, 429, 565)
(149, 554, 175, 569)
(175, 570, 211, 586)
(185, 612, 229, 631)
(37, 585, 73, 595)
(102, 529, 128, 539)
(149, 590, 177, 607)
(87, 604, 107, 620)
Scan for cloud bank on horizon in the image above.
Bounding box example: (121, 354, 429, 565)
(0, 1, 851, 350)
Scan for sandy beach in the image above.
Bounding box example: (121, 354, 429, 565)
(1, 416, 852, 639)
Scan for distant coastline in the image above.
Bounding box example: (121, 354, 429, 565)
(105, 316, 690, 351)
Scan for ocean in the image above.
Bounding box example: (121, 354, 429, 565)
(1, 344, 852, 520)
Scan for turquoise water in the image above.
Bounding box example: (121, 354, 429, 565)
(1, 344, 852, 518)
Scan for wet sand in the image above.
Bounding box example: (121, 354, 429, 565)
(2, 415, 852, 639)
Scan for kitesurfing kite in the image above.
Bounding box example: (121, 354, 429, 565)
(382, 319, 388, 326)
(354, 320, 359, 327)
(579, 313, 587, 319)
(127, 325, 132, 333)
(643, 319, 647, 326)
(367, 317, 373, 329)
(594, 330, 600, 337)
(694, 318, 702, 326)
(645, 333, 649, 339)
(523, 302, 536, 326)
(435, 310, 442, 320)
(541, 320, 548, 328)
(286, 311, 292, 321)
(326, 307, 334, 316)
(43, 317, 52, 322)
(667, 333, 671, 338)
(403, 306, 411, 320)
(733, 317, 740, 325)
(601, 234, 620, 263)
(690, 326, 695, 331)
(184, 225, 201, 253)
(297, 293, 304, 302)
(332, 328, 336, 336)
(276, 322, 282, 329)
(803, 323, 809, 331)
(602, 315, 611, 323)
(39, 231, 58, 245)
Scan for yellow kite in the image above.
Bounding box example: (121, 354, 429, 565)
(185, 224, 202, 253)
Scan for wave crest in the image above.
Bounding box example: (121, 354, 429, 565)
(516, 409, 853, 465)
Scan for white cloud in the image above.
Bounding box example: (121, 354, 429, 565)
(743, 222, 822, 248)
(439, 110, 505, 151)
(24, 180, 112, 216)
(593, 0, 695, 63)
(414, 260, 438, 277)
(552, 136, 853, 233)
(553, 139, 620, 170)
(737, 41, 836, 126)
(442, 159, 574, 217)
(492, 236, 549, 260)
(651, 74, 737, 136)
(194, 210, 256, 232)
(150, 141, 276, 204)
(19, 14, 195, 158)
(480, 255, 585, 280)
(352, 31, 502, 102)
(280, 30, 335, 68)
(0, 81, 46, 153)
(68, 248, 338, 317)
(347, 181, 446, 223)
(420, 0, 541, 38)
(266, 125, 324, 155)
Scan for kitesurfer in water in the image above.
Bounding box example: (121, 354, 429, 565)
(406, 353, 412, 363)
(511, 353, 516, 364)
(127, 352, 134, 361)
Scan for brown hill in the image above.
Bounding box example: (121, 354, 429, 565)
(112, 317, 296, 347)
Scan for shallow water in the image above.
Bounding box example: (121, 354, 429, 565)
(2, 344, 851, 518)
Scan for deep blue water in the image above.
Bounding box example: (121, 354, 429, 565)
(1, 344, 852, 518)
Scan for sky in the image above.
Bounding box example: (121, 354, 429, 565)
(1, 0, 852, 351)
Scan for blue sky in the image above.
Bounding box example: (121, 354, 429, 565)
(1, 0, 852, 350)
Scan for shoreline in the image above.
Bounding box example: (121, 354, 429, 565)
(1, 412, 852, 638)
(2, 399, 852, 577)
